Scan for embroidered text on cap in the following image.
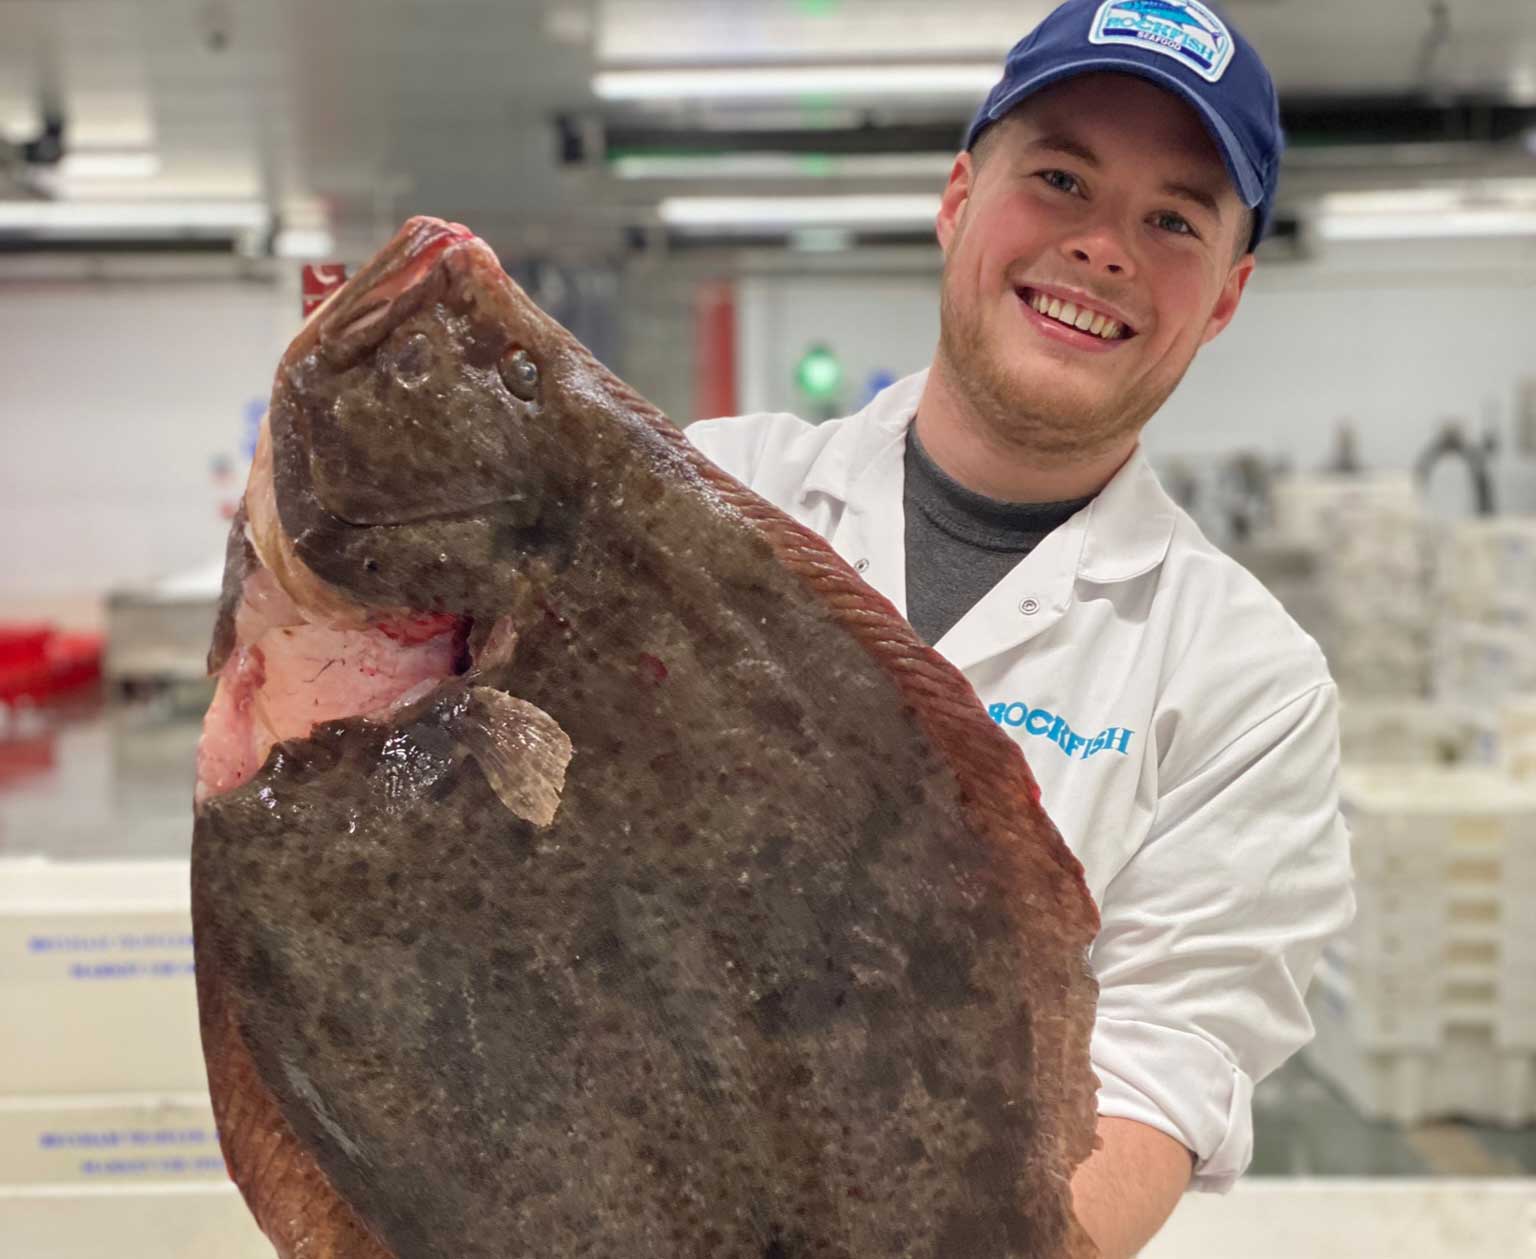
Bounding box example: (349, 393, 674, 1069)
(1089, 0, 1236, 84)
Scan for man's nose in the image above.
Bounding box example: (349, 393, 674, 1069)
(1059, 222, 1135, 278)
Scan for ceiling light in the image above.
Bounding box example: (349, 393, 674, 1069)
(1315, 185, 1536, 240)
(56, 151, 163, 179)
(595, 63, 995, 102)
(1316, 209, 1536, 241)
(659, 194, 940, 231)
(0, 200, 270, 235)
(613, 152, 954, 180)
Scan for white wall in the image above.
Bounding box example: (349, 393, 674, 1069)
(3, 235, 1532, 618)
(0, 268, 296, 616)
(734, 236, 1536, 511)
(1145, 237, 1536, 481)
(737, 270, 941, 422)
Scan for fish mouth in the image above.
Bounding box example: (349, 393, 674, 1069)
(309, 217, 475, 367)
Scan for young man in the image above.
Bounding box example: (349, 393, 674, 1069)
(688, 2, 1354, 1256)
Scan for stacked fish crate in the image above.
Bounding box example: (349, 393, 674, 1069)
(1306, 767, 1536, 1125)
(1432, 518, 1536, 737)
(1269, 473, 1433, 700)
(1501, 698, 1536, 781)
(0, 859, 267, 1256)
(1336, 698, 1479, 767)
(1262, 484, 1536, 1122)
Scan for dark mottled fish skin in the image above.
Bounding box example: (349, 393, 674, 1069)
(192, 217, 1102, 1259)
(208, 500, 256, 675)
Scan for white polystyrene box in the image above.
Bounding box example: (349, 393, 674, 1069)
(0, 1183, 270, 1259)
(1500, 697, 1536, 781)
(0, 859, 207, 1095)
(1337, 769, 1536, 1054)
(1437, 517, 1536, 609)
(1304, 966, 1536, 1127)
(0, 1095, 223, 1189)
(1433, 622, 1536, 706)
(1337, 699, 1479, 767)
(1269, 472, 1420, 550)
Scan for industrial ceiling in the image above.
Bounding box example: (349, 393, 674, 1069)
(1, 0, 1534, 258)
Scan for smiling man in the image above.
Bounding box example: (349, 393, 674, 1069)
(689, 3, 1353, 1256)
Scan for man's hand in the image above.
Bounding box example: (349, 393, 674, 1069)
(1070, 1116, 1194, 1259)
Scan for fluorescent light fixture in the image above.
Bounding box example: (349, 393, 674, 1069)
(1316, 185, 1536, 241)
(1317, 209, 1536, 241)
(56, 150, 163, 179)
(595, 63, 995, 102)
(0, 200, 270, 234)
(790, 227, 856, 253)
(613, 152, 953, 180)
(659, 194, 940, 231)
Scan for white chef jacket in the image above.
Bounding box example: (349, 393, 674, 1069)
(687, 368, 1354, 1193)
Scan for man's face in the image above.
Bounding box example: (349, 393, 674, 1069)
(935, 73, 1255, 462)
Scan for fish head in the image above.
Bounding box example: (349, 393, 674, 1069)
(265, 216, 600, 618)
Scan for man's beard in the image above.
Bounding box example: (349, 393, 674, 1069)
(936, 265, 1187, 466)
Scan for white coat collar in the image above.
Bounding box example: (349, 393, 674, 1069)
(798, 368, 1179, 586)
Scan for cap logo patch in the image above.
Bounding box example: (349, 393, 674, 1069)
(1089, 0, 1235, 83)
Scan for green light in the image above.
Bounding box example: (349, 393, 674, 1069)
(796, 344, 843, 400)
(792, 0, 841, 13)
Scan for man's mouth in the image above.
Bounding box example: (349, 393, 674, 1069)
(1016, 287, 1135, 342)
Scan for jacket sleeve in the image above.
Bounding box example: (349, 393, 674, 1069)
(1087, 681, 1355, 1192)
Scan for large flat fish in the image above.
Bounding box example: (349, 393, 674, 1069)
(191, 216, 1102, 1259)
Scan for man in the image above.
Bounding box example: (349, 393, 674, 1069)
(687, 2, 1354, 1256)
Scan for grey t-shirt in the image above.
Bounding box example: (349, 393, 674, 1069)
(903, 426, 1094, 646)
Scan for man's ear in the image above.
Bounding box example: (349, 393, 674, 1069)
(936, 152, 974, 257)
(1201, 252, 1256, 346)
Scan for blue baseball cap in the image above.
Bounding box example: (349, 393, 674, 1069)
(964, 0, 1282, 251)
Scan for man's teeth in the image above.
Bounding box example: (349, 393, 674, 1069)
(1028, 291, 1123, 340)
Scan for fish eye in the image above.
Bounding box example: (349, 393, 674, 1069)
(391, 331, 434, 386)
(500, 348, 539, 402)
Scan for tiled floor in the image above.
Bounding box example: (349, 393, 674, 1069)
(4, 688, 1535, 1181)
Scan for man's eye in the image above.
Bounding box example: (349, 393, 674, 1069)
(1153, 211, 1197, 237)
(1039, 170, 1081, 195)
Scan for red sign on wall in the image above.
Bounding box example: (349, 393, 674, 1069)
(301, 264, 349, 317)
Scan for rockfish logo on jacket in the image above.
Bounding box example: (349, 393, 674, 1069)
(987, 700, 1135, 761)
(1089, 0, 1235, 82)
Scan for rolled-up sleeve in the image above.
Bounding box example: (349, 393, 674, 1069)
(1088, 682, 1355, 1192)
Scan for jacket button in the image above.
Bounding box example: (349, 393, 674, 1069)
(1019, 598, 1040, 615)
(854, 558, 870, 573)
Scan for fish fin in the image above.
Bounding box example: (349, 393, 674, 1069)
(1064, 1217, 1103, 1259)
(452, 687, 572, 827)
(468, 614, 519, 679)
(369, 677, 444, 721)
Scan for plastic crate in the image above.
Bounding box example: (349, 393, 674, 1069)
(1437, 517, 1536, 619)
(1304, 963, 1536, 1127)
(1336, 768, 1536, 1054)
(0, 625, 103, 704)
(1337, 700, 1480, 767)
(1433, 621, 1536, 708)
(1500, 698, 1536, 781)
(1268, 473, 1419, 550)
